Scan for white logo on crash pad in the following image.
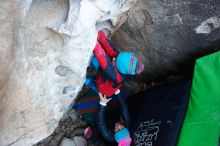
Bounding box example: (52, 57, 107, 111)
(134, 119, 161, 146)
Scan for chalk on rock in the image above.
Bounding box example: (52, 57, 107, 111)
(59, 138, 76, 146)
(73, 136, 87, 146)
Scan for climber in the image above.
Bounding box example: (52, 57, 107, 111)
(85, 31, 144, 97)
(96, 89, 132, 146)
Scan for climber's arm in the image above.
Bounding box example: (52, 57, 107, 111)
(115, 90, 131, 129)
(97, 31, 119, 58)
(96, 93, 115, 141)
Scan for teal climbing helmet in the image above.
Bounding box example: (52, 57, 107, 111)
(116, 52, 138, 75)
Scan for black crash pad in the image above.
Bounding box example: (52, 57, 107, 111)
(127, 81, 191, 146)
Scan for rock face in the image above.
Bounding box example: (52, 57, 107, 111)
(59, 138, 75, 146)
(34, 110, 87, 146)
(1, 0, 220, 145)
(112, 0, 220, 82)
(0, 0, 134, 145)
(59, 137, 86, 146)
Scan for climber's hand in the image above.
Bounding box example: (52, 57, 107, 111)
(112, 57, 116, 66)
(114, 89, 120, 95)
(98, 92, 111, 106)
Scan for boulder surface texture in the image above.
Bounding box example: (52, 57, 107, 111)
(0, 0, 134, 145)
(112, 0, 220, 82)
(1, 0, 220, 145)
